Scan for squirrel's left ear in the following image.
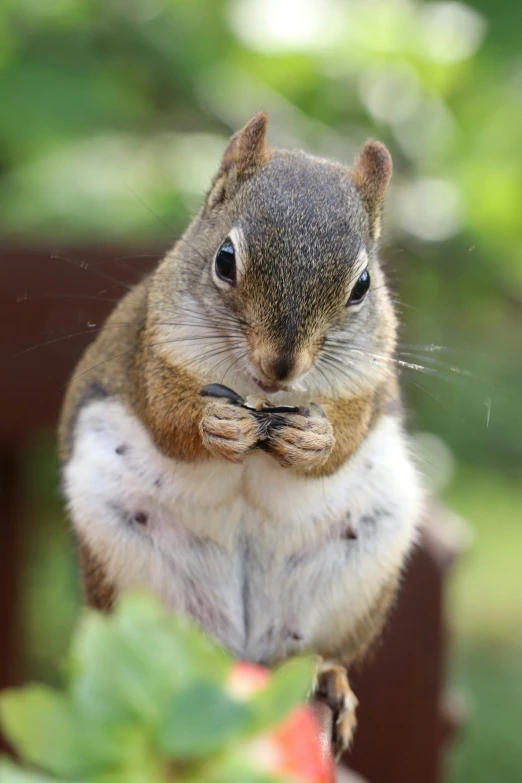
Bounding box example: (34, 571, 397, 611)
(205, 112, 270, 211)
(351, 140, 392, 241)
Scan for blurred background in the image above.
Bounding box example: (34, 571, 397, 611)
(0, 1, 521, 781)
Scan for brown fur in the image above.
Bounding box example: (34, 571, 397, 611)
(206, 112, 271, 211)
(305, 392, 376, 477)
(59, 282, 148, 462)
(77, 535, 117, 611)
(137, 341, 211, 463)
(351, 140, 392, 240)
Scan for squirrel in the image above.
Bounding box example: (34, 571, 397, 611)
(59, 112, 422, 755)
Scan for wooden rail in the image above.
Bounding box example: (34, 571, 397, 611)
(0, 245, 466, 780)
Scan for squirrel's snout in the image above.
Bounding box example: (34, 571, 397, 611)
(252, 349, 313, 388)
(271, 355, 293, 382)
(259, 354, 295, 384)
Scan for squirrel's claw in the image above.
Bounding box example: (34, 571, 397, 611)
(265, 410, 334, 470)
(315, 660, 358, 761)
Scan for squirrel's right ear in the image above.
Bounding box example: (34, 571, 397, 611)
(205, 112, 270, 211)
(351, 140, 392, 241)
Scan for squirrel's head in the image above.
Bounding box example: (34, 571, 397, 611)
(152, 113, 397, 400)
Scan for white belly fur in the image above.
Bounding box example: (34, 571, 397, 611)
(64, 399, 423, 663)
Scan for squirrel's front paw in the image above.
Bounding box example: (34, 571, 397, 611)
(200, 400, 259, 464)
(266, 406, 334, 471)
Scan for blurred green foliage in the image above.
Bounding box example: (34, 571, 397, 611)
(450, 643, 522, 783)
(2, 592, 316, 783)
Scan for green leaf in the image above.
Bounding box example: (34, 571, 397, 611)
(156, 682, 251, 758)
(247, 657, 315, 734)
(0, 758, 63, 783)
(114, 593, 231, 684)
(176, 750, 294, 783)
(0, 686, 145, 777)
(85, 756, 169, 783)
(70, 593, 231, 725)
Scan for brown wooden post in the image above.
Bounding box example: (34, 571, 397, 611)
(0, 444, 22, 686)
(0, 443, 23, 751)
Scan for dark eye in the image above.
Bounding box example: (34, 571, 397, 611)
(347, 269, 370, 306)
(214, 239, 236, 285)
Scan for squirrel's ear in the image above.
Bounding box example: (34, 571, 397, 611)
(221, 111, 269, 176)
(351, 140, 392, 241)
(206, 112, 270, 210)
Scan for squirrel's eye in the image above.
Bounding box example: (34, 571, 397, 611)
(347, 269, 370, 306)
(214, 240, 236, 285)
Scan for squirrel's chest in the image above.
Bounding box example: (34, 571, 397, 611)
(64, 399, 421, 663)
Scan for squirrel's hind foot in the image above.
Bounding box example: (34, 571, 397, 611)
(315, 660, 359, 761)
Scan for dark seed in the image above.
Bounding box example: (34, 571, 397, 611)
(200, 384, 244, 405)
(115, 444, 127, 455)
(134, 511, 148, 525)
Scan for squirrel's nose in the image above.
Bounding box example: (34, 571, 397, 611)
(273, 355, 293, 381)
(259, 354, 294, 383)
(253, 347, 313, 387)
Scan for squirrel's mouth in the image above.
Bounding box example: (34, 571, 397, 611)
(255, 379, 281, 395)
(251, 375, 308, 396)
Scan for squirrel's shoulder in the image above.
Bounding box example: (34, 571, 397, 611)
(58, 277, 151, 462)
